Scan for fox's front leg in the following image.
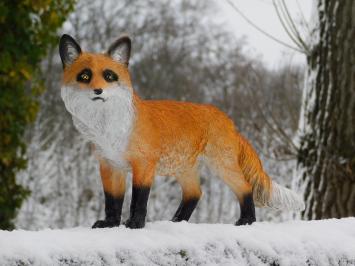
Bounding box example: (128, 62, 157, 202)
(125, 160, 156, 229)
(92, 160, 126, 228)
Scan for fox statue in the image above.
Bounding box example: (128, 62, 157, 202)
(59, 34, 305, 229)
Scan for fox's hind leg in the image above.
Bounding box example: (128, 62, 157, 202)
(172, 166, 202, 222)
(216, 164, 256, 225)
(235, 190, 256, 226)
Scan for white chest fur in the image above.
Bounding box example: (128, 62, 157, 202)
(61, 85, 135, 167)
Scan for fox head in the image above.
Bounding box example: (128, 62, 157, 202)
(59, 34, 133, 100)
(59, 34, 135, 164)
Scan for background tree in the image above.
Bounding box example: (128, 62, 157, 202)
(298, 0, 355, 219)
(0, 0, 75, 229)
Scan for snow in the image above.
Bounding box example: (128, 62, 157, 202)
(2, 218, 355, 265)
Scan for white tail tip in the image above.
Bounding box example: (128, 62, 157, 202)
(268, 182, 305, 211)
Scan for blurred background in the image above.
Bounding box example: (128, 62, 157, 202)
(1, 0, 353, 230)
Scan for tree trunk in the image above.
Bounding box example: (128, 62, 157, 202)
(298, 0, 355, 219)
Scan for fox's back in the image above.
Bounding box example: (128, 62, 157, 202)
(130, 99, 239, 176)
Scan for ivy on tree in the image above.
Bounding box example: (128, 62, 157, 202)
(0, 0, 76, 230)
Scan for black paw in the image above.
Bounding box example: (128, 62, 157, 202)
(92, 219, 120, 228)
(124, 217, 145, 229)
(235, 217, 256, 226)
(171, 216, 180, 222)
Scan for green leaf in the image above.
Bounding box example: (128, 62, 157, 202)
(0, 0, 76, 230)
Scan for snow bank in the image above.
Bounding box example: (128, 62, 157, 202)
(1, 218, 355, 265)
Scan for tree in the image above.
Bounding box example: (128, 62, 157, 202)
(297, 0, 355, 219)
(0, 0, 75, 229)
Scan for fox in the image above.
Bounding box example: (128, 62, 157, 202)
(59, 34, 305, 229)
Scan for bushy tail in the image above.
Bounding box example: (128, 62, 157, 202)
(238, 135, 305, 211)
(266, 181, 305, 211)
(252, 176, 304, 211)
(249, 168, 305, 211)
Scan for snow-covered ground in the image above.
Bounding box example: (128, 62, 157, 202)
(1, 218, 355, 266)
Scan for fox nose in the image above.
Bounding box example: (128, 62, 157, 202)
(93, 88, 103, 95)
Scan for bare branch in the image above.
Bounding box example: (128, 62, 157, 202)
(224, 0, 305, 53)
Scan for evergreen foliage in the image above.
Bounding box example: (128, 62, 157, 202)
(0, 0, 75, 229)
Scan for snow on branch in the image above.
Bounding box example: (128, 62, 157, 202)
(1, 218, 355, 265)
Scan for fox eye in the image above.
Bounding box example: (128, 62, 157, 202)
(77, 68, 92, 83)
(103, 69, 118, 82)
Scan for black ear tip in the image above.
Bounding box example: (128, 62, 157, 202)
(119, 35, 131, 44)
(60, 34, 76, 44)
(60, 34, 68, 41)
(111, 35, 131, 50)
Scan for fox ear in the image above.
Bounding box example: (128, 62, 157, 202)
(107, 36, 131, 66)
(59, 34, 82, 68)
